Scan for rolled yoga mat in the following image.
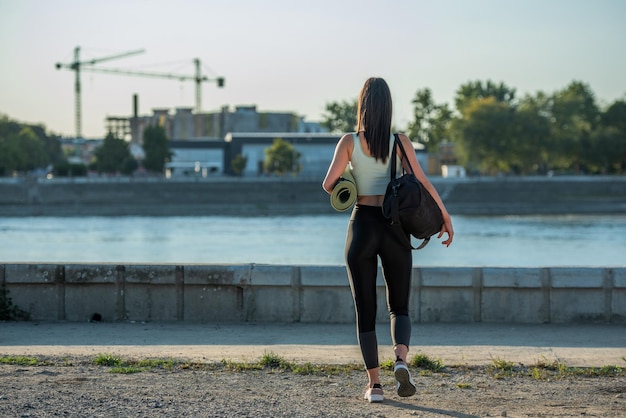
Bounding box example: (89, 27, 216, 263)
(330, 166, 357, 211)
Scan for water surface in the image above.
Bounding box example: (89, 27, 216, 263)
(1, 214, 624, 267)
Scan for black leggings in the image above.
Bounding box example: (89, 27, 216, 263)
(345, 204, 413, 370)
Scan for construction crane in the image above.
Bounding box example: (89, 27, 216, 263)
(55, 46, 145, 138)
(80, 58, 225, 116)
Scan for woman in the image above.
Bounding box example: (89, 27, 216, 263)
(322, 77, 454, 403)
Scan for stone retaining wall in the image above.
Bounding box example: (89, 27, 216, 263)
(1, 176, 626, 216)
(2, 264, 625, 324)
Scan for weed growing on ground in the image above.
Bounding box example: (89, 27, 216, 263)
(94, 354, 122, 367)
(3, 353, 622, 380)
(221, 358, 262, 372)
(488, 357, 517, 378)
(0, 286, 30, 321)
(93, 354, 177, 374)
(0, 356, 40, 366)
(260, 351, 291, 370)
(380, 358, 395, 371)
(411, 353, 445, 372)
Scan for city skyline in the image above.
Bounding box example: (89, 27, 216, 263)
(1, 0, 625, 139)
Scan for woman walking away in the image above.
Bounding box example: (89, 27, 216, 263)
(322, 77, 454, 403)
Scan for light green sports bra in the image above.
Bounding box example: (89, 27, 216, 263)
(349, 133, 400, 196)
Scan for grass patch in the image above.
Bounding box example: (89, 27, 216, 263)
(260, 351, 292, 370)
(0, 355, 40, 366)
(380, 358, 395, 371)
(488, 357, 517, 378)
(94, 354, 123, 367)
(93, 354, 177, 374)
(528, 359, 625, 379)
(411, 353, 445, 372)
(456, 382, 472, 389)
(137, 358, 175, 370)
(3, 353, 622, 380)
(221, 359, 263, 372)
(110, 366, 144, 374)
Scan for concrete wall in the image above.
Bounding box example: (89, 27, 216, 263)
(2, 264, 625, 324)
(1, 176, 625, 217)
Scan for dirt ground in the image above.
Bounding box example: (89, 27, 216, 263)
(1, 355, 625, 418)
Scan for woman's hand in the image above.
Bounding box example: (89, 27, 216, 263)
(438, 214, 454, 247)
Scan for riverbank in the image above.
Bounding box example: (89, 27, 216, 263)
(1, 175, 625, 216)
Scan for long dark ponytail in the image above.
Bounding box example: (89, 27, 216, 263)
(356, 77, 392, 163)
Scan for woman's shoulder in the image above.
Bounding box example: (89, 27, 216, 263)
(339, 132, 357, 140)
(338, 132, 357, 146)
(394, 132, 411, 141)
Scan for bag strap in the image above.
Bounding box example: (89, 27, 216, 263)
(390, 133, 414, 179)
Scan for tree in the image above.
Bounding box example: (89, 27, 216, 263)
(264, 138, 301, 176)
(0, 128, 48, 175)
(514, 93, 552, 174)
(16, 127, 48, 171)
(142, 125, 172, 173)
(452, 97, 516, 174)
(407, 88, 453, 152)
(549, 81, 600, 172)
(231, 153, 248, 176)
(0, 115, 62, 175)
(94, 132, 135, 174)
(321, 99, 357, 133)
(455, 80, 517, 115)
(593, 100, 626, 173)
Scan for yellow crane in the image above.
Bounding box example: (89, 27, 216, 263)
(56, 47, 225, 138)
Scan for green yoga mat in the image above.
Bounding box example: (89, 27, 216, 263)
(330, 166, 357, 211)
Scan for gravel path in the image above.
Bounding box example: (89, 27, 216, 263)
(2, 355, 625, 417)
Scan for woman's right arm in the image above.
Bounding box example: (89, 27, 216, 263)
(322, 134, 352, 194)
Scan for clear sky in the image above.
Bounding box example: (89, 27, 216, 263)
(1, 0, 625, 139)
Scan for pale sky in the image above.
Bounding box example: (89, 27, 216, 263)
(1, 0, 625, 139)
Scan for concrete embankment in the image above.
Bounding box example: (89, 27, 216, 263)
(2, 263, 625, 324)
(0, 176, 625, 216)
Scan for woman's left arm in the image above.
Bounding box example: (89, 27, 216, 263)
(398, 133, 454, 246)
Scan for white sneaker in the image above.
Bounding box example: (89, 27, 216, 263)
(363, 384, 384, 403)
(394, 361, 416, 397)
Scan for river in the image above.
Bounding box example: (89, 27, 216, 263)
(1, 214, 625, 267)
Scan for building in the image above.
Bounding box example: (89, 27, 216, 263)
(164, 133, 338, 179)
(223, 132, 339, 177)
(165, 133, 432, 180)
(106, 104, 328, 144)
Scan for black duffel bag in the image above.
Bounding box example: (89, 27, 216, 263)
(382, 134, 443, 250)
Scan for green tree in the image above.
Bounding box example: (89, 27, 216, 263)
(0, 134, 20, 175)
(231, 153, 248, 176)
(407, 88, 453, 152)
(0, 115, 63, 175)
(592, 99, 626, 173)
(94, 132, 135, 174)
(53, 161, 88, 177)
(17, 127, 48, 171)
(549, 81, 600, 172)
(0, 128, 48, 174)
(452, 97, 516, 174)
(513, 93, 553, 174)
(264, 138, 301, 176)
(454, 80, 517, 115)
(142, 125, 172, 173)
(321, 99, 357, 133)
